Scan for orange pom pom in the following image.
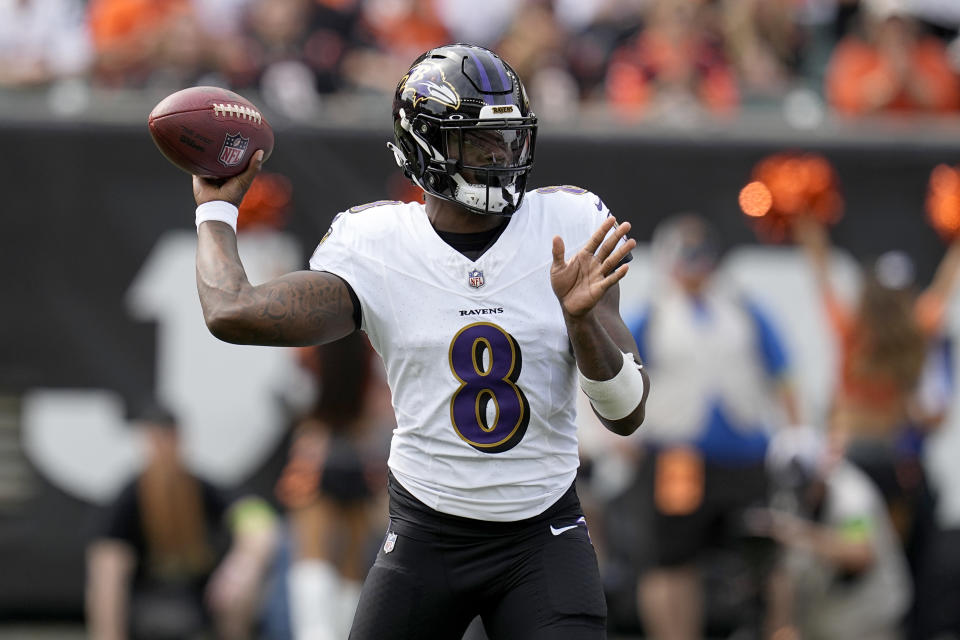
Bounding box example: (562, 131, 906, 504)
(741, 152, 843, 243)
(926, 164, 960, 243)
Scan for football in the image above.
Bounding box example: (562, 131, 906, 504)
(148, 86, 274, 178)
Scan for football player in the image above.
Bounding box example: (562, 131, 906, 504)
(191, 44, 649, 639)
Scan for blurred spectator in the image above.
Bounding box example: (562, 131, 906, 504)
(362, 0, 448, 62)
(605, 0, 739, 122)
(792, 214, 960, 636)
(787, 0, 856, 92)
(339, 0, 450, 96)
(191, 0, 255, 40)
(0, 0, 92, 87)
(628, 214, 800, 640)
(87, 0, 251, 90)
(497, 2, 580, 121)
(87, 0, 194, 86)
(85, 403, 278, 640)
(434, 0, 519, 48)
(826, 0, 873, 41)
(223, 0, 323, 117)
(275, 334, 391, 640)
(720, 0, 807, 101)
(825, 0, 960, 116)
(906, 0, 960, 34)
(497, 2, 565, 91)
(303, 0, 366, 94)
(561, 1, 645, 103)
(151, 8, 213, 89)
(215, 0, 369, 119)
(761, 425, 912, 640)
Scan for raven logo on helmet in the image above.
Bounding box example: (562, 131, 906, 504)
(399, 61, 461, 110)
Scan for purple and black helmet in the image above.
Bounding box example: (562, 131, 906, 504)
(388, 44, 538, 216)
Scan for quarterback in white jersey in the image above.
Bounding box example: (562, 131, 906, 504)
(189, 44, 648, 640)
(310, 187, 623, 521)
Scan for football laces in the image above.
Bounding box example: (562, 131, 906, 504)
(212, 103, 263, 124)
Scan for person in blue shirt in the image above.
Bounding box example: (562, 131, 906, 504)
(629, 213, 800, 640)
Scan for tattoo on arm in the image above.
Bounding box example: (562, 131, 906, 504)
(196, 222, 356, 346)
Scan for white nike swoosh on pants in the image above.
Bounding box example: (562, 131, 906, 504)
(549, 524, 579, 535)
(549, 517, 586, 536)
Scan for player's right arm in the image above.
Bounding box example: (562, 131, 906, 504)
(193, 151, 357, 347)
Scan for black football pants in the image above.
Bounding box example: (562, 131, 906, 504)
(348, 475, 607, 640)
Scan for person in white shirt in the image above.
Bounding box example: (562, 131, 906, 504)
(188, 43, 649, 639)
(762, 426, 912, 640)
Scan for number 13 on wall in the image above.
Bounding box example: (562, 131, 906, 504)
(448, 322, 531, 453)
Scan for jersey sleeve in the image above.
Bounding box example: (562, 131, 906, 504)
(308, 206, 399, 339)
(308, 211, 368, 328)
(309, 212, 349, 273)
(534, 186, 633, 266)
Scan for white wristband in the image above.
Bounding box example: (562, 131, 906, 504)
(196, 201, 239, 233)
(579, 352, 645, 420)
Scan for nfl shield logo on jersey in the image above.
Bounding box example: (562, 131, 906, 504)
(468, 269, 485, 289)
(218, 132, 249, 167)
(383, 531, 398, 554)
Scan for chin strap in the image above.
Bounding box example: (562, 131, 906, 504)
(451, 172, 517, 214)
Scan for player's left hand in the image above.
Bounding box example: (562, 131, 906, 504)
(551, 217, 636, 318)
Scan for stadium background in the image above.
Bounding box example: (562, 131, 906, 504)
(4, 0, 960, 637)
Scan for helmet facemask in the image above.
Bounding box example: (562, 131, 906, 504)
(441, 117, 535, 215)
(391, 107, 537, 217)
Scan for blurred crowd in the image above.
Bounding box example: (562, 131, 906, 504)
(6, 0, 960, 123)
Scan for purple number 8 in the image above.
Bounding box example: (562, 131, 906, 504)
(448, 323, 530, 453)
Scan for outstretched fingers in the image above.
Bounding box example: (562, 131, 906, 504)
(596, 220, 632, 261)
(582, 216, 618, 255)
(602, 235, 637, 274)
(599, 262, 630, 292)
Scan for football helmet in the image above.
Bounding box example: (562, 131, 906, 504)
(388, 44, 538, 216)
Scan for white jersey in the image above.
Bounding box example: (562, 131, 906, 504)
(309, 187, 619, 521)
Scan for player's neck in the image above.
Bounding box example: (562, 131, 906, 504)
(425, 195, 506, 234)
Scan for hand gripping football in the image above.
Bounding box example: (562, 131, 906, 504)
(148, 86, 274, 178)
